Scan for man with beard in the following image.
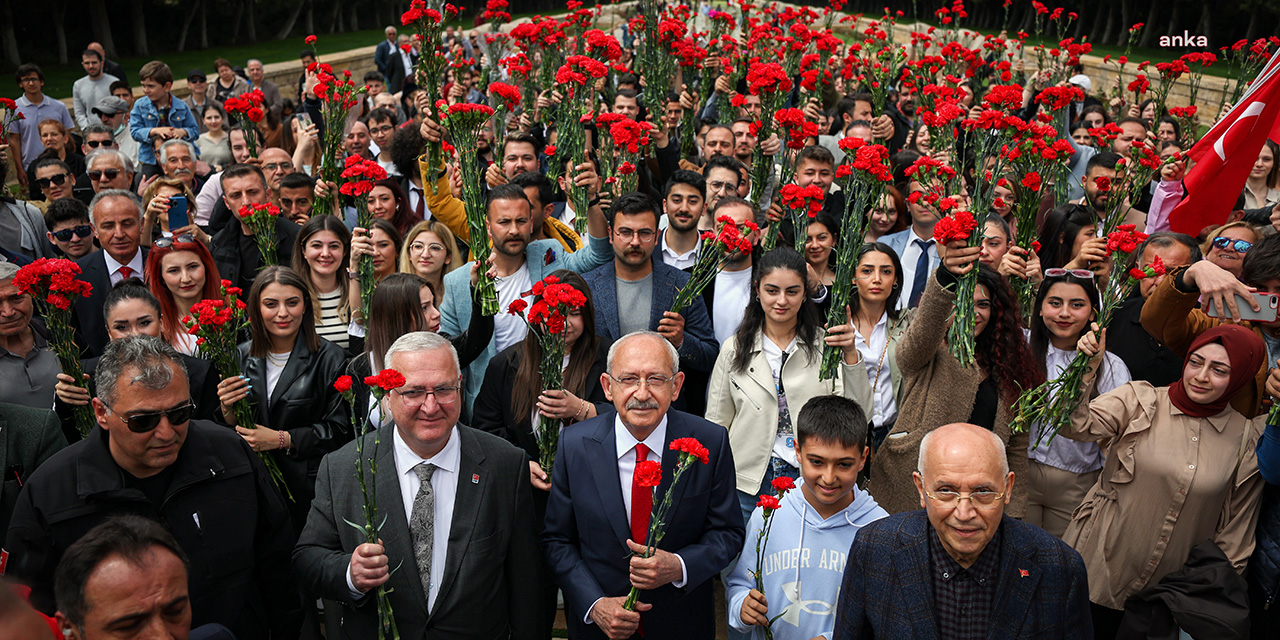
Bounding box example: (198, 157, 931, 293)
(885, 84, 917, 154)
(702, 125, 735, 160)
(365, 108, 400, 177)
(730, 118, 757, 166)
(512, 171, 581, 252)
(1074, 152, 1134, 225)
(657, 170, 706, 271)
(439, 182, 612, 417)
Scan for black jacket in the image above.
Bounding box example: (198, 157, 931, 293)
(3, 421, 302, 640)
(73, 248, 149, 356)
(54, 353, 220, 443)
(232, 336, 350, 530)
(1117, 540, 1251, 640)
(209, 216, 301, 297)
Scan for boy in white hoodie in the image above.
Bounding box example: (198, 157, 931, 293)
(727, 395, 889, 640)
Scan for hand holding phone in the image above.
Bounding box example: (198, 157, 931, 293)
(167, 195, 189, 231)
(1205, 292, 1279, 323)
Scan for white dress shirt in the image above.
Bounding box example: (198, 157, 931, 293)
(585, 414, 687, 623)
(896, 227, 936, 311)
(659, 229, 700, 271)
(853, 312, 897, 428)
(345, 424, 461, 611)
(104, 249, 145, 285)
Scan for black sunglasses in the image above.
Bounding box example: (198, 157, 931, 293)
(106, 401, 195, 433)
(85, 139, 115, 149)
(154, 234, 195, 248)
(51, 224, 93, 242)
(88, 168, 121, 181)
(34, 173, 70, 189)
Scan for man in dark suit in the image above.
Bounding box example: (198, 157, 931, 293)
(543, 331, 744, 639)
(582, 193, 719, 390)
(74, 189, 147, 356)
(833, 423, 1092, 639)
(384, 34, 418, 95)
(294, 331, 539, 640)
(374, 26, 398, 78)
(0, 402, 67, 535)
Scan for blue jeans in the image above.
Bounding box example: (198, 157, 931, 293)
(723, 458, 801, 640)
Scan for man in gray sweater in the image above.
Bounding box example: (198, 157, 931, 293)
(72, 49, 119, 129)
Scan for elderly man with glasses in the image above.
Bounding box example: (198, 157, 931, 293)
(295, 331, 539, 640)
(4, 335, 303, 640)
(832, 423, 1091, 639)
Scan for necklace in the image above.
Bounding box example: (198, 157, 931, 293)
(868, 316, 892, 392)
(266, 351, 289, 367)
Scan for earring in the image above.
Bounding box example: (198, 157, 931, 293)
(892, 282, 899, 289)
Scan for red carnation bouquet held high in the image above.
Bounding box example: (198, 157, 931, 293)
(748, 476, 796, 639)
(670, 215, 759, 316)
(182, 280, 290, 497)
(488, 82, 522, 176)
(743, 62, 794, 213)
(222, 89, 267, 157)
(13, 258, 95, 437)
(302, 45, 366, 214)
(505, 275, 589, 476)
(236, 203, 281, 269)
(403, 0, 460, 194)
(340, 156, 390, 324)
(553, 55, 609, 237)
(442, 102, 500, 316)
(334, 369, 407, 640)
(607, 117, 653, 197)
(770, 183, 824, 253)
(623, 437, 711, 611)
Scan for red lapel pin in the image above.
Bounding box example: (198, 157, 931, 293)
(472, 473, 480, 484)
(1019, 569, 1030, 577)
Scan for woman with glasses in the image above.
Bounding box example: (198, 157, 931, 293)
(869, 240, 1040, 515)
(399, 219, 463, 296)
(54, 280, 220, 442)
(214, 266, 350, 529)
(1202, 221, 1261, 280)
(140, 176, 206, 244)
(195, 104, 233, 172)
(707, 247, 873, 525)
(1025, 270, 1131, 537)
(293, 215, 354, 353)
(143, 233, 222, 355)
(1062, 324, 1267, 639)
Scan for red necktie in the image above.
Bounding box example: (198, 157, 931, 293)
(413, 186, 426, 219)
(630, 443, 652, 545)
(118, 266, 134, 281)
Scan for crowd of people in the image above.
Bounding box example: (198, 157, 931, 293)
(2, 1, 1280, 639)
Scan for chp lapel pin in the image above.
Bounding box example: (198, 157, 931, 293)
(1019, 569, 1030, 578)
(472, 473, 479, 484)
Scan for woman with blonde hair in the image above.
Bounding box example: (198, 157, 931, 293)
(140, 176, 206, 243)
(1200, 221, 1262, 280)
(399, 219, 463, 295)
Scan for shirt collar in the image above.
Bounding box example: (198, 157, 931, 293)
(392, 424, 462, 477)
(660, 230, 698, 260)
(908, 227, 932, 246)
(1166, 398, 1235, 433)
(929, 519, 1003, 582)
(103, 249, 143, 276)
(614, 413, 669, 461)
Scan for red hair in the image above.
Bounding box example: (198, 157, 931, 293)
(144, 239, 222, 345)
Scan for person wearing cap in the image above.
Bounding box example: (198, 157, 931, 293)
(91, 96, 138, 165)
(183, 70, 211, 131)
(72, 48, 119, 129)
(1066, 73, 1102, 124)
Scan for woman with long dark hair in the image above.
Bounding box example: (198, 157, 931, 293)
(1037, 203, 1108, 275)
(292, 215, 353, 352)
(350, 178, 417, 237)
(869, 241, 1040, 515)
(1025, 270, 1131, 537)
(706, 247, 872, 524)
(214, 266, 349, 529)
(848, 243, 912, 448)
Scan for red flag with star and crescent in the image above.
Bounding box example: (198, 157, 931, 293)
(1168, 49, 1280, 236)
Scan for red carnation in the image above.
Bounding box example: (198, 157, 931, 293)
(635, 460, 663, 488)
(333, 375, 353, 393)
(757, 494, 781, 511)
(670, 437, 710, 464)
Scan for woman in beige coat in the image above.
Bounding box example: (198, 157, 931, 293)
(869, 242, 1040, 516)
(1063, 323, 1267, 639)
(706, 247, 873, 524)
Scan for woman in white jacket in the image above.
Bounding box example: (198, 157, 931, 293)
(707, 246, 874, 525)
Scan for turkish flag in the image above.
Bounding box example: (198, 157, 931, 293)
(1168, 50, 1280, 236)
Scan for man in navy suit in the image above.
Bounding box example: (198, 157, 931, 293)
(833, 423, 1091, 639)
(879, 179, 941, 310)
(582, 193, 719, 385)
(543, 331, 744, 639)
(374, 26, 398, 77)
(74, 189, 146, 356)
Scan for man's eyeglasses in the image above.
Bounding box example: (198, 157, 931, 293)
(88, 168, 122, 181)
(51, 224, 93, 242)
(708, 180, 738, 193)
(262, 162, 293, 172)
(393, 385, 461, 405)
(614, 228, 656, 242)
(1043, 268, 1095, 279)
(922, 488, 1005, 509)
(1212, 236, 1253, 254)
(85, 139, 115, 149)
(608, 373, 676, 389)
(154, 234, 196, 248)
(369, 125, 395, 135)
(35, 173, 70, 189)
(105, 401, 195, 433)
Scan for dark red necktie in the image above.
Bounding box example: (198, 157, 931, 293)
(413, 186, 426, 219)
(630, 443, 652, 544)
(118, 266, 134, 281)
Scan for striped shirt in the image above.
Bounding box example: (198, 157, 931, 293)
(315, 288, 349, 351)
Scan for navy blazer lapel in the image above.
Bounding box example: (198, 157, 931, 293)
(371, 431, 428, 615)
(593, 263, 622, 339)
(658, 414, 694, 516)
(891, 514, 939, 640)
(650, 265, 676, 330)
(434, 427, 485, 616)
(587, 418, 631, 544)
(987, 518, 1039, 639)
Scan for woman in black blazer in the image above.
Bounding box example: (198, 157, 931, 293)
(214, 266, 349, 531)
(54, 280, 219, 443)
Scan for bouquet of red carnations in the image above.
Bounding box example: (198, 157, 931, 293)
(339, 156, 389, 324)
(222, 89, 266, 157)
(671, 215, 759, 316)
(442, 102, 500, 316)
(236, 203, 281, 268)
(13, 258, 94, 437)
(750, 476, 796, 639)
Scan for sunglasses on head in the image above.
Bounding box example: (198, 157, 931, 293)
(1212, 236, 1252, 254)
(88, 168, 122, 181)
(85, 139, 115, 149)
(106, 401, 195, 433)
(1044, 268, 1095, 279)
(154, 234, 195, 248)
(51, 224, 93, 242)
(34, 173, 70, 189)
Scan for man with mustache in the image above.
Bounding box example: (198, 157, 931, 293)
(158, 139, 200, 193)
(885, 83, 917, 154)
(543, 331, 744, 640)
